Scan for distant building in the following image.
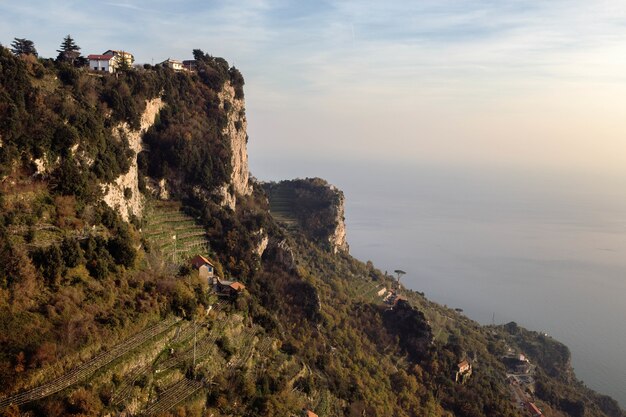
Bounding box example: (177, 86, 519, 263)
(455, 360, 472, 383)
(160, 58, 184, 71)
(88, 50, 134, 73)
(88, 54, 115, 73)
(301, 410, 318, 417)
(182, 59, 197, 71)
(515, 362, 531, 374)
(525, 401, 542, 416)
(190, 255, 214, 281)
(103, 50, 134, 68)
(214, 278, 246, 298)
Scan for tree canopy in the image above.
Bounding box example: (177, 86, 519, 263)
(56, 34, 81, 64)
(10, 38, 38, 57)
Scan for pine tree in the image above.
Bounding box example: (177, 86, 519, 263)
(10, 38, 38, 57)
(56, 34, 81, 64)
(116, 51, 132, 71)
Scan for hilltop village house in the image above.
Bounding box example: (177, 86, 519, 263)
(190, 255, 214, 281)
(88, 50, 134, 73)
(160, 58, 184, 71)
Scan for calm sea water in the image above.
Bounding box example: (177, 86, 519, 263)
(251, 157, 626, 407)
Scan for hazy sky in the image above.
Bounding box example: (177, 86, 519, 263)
(2, 0, 626, 177)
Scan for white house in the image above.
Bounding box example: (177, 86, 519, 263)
(88, 54, 115, 73)
(103, 50, 134, 68)
(88, 50, 134, 73)
(160, 58, 184, 71)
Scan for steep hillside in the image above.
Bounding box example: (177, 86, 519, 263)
(0, 45, 623, 417)
(263, 178, 349, 254)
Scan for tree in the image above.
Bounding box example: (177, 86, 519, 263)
(10, 38, 38, 57)
(192, 48, 206, 61)
(394, 269, 406, 289)
(56, 34, 81, 64)
(116, 51, 132, 71)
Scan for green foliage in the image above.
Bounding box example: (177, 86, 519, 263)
(107, 224, 137, 268)
(56, 35, 81, 64)
(0, 45, 622, 417)
(10, 38, 38, 57)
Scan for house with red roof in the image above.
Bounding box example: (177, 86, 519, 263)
(189, 255, 215, 281)
(215, 278, 246, 298)
(88, 54, 115, 73)
(88, 50, 134, 73)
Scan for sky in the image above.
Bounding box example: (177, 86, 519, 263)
(2, 0, 626, 179)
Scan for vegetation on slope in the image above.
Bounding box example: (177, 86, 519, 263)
(0, 43, 623, 417)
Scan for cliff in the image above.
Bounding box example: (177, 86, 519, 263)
(263, 178, 349, 254)
(0, 46, 623, 417)
(217, 81, 251, 208)
(102, 97, 164, 221)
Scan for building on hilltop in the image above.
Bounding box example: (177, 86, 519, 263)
(302, 409, 318, 417)
(160, 58, 184, 71)
(182, 59, 197, 72)
(88, 54, 116, 73)
(190, 255, 214, 281)
(103, 50, 134, 67)
(88, 50, 134, 73)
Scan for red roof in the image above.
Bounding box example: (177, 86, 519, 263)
(458, 360, 471, 371)
(525, 402, 542, 415)
(190, 255, 214, 269)
(305, 411, 318, 417)
(88, 54, 114, 60)
(229, 282, 246, 291)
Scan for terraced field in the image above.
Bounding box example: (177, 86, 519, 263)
(0, 318, 179, 409)
(143, 201, 211, 264)
(142, 377, 205, 416)
(264, 186, 299, 230)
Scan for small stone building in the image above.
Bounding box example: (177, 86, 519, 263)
(190, 255, 215, 281)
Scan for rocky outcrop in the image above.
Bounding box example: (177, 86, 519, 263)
(263, 178, 349, 254)
(254, 228, 269, 258)
(217, 81, 251, 209)
(102, 98, 164, 221)
(328, 185, 349, 254)
(264, 237, 297, 271)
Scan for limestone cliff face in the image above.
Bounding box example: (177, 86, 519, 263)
(263, 178, 349, 254)
(102, 98, 164, 221)
(217, 81, 251, 209)
(328, 184, 349, 254)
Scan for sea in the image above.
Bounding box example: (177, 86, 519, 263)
(251, 157, 626, 407)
